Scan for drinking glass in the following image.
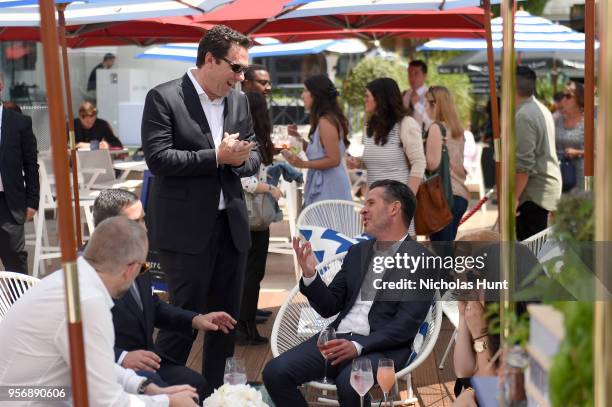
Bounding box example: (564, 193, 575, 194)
(317, 326, 336, 384)
(377, 358, 395, 406)
(350, 358, 374, 407)
(223, 357, 247, 385)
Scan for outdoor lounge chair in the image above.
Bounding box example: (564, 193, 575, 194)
(270, 253, 443, 405)
(0, 272, 40, 321)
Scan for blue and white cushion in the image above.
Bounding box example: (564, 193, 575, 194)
(298, 225, 372, 264)
(406, 303, 435, 366)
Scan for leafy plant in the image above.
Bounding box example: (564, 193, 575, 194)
(342, 56, 408, 108)
(486, 302, 530, 349)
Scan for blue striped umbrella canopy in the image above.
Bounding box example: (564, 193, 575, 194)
(418, 10, 598, 52)
(0, 0, 233, 26)
(136, 38, 367, 63)
(280, 0, 505, 17)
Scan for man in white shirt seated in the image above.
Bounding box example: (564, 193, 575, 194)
(263, 180, 435, 406)
(0, 216, 199, 407)
(402, 60, 430, 130)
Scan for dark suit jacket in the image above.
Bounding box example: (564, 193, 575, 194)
(141, 74, 260, 254)
(300, 238, 434, 361)
(112, 273, 198, 361)
(0, 108, 39, 224)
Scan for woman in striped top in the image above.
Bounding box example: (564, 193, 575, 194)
(346, 77, 425, 194)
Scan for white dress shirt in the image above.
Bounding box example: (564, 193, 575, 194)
(403, 84, 431, 129)
(0, 104, 4, 192)
(0, 257, 169, 407)
(187, 67, 226, 210)
(303, 234, 408, 355)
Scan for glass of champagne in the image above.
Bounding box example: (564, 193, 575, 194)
(317, 326, 336, 384)
(350, 358, 374, 407)
(377, 358, 395, 406)
(223, 357, 247, 385)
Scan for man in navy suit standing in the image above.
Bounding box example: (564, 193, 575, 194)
(263, 180, 434, 406)
(0, 73, 39, 274)
(141, 25, 260, 393)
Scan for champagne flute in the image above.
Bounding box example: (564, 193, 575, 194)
(317, 326, 336, 384)
(377, 358, 395, 406)
(350, 358, 374, 407)
(223, 357, 247, 385)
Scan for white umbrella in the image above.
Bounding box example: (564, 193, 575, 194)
(136, 38, 367, 63)
(418, 10, 599, 52)
(0, 0, 233, 26)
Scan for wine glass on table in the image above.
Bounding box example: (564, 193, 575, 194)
(317, 326, 336, 384)
(223, 357, 247, 385)
(350, 358, 374, 407)
(377, 358, 395, 406)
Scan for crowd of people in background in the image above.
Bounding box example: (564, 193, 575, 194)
(0, 21, 588, 407)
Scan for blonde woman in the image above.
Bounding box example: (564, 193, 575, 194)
(423, 86, 469, 241)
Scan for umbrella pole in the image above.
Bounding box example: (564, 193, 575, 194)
(57, 4, 83, 246)
(38, 1, 89, 406)
(499, 0, 517, 382)
(595, 2, 612, 407)
(483, 0, 501, 210)
(584, 0, 595, 191)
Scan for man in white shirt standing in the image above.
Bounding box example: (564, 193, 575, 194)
(0, 216, 198, 407)
(263, 180, 434, 406)
(402, 60, 430, 130)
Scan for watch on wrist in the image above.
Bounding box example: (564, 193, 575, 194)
(137, 378, 153, 395)
(473, 339, 488, 353)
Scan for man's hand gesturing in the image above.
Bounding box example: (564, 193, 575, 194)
(217, 132, 256, 166)
(292, 236, 317, 279)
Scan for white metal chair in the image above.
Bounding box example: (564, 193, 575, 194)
(271, 252, 443, 405)
(76, 150, 142, 191)
(464, 142, 487, 212)
(296, 199, 364, 239)
(0, 272, 40, 321)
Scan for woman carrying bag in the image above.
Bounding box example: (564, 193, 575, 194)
(346, 77, 425, 195)
(422, 86, 469, 242)
(238, 92, 283, 345)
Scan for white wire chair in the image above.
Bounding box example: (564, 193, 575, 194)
(296, 199, 364, 238)
(0, 272, 40, 321)
(520, 227, 552, 258)
(270, 252, 443, 405)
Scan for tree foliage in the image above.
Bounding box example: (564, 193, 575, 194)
(342, 57, 408, 108)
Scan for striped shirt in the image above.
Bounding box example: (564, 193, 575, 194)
(362, 122, 411, 186)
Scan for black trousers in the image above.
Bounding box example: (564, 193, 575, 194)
(263, 334, 406, 407)
(516, 201, 549, 241)
(136, 360, 208, 401)
(0, 193, 27, 274)
(240, 229, 270, 322)
(155, 211, 246, 396)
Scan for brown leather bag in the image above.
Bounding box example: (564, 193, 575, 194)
(415, 122, 453, 235)
(414, 173, 453, 235)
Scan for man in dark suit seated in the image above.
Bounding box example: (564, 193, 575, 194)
(92, 189, 236, 401)
(263, 180, 435, 406)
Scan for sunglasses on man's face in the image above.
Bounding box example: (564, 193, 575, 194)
(563, 93, 574, 99)
(254, 79, 271, 86)
(220, 57, 249, 74)
(139, 262, 150, 276)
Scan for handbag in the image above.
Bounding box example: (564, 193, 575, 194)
(559, 157, 577, 192)
(415, 123, 454, 235)
(245, 191, 283, 231)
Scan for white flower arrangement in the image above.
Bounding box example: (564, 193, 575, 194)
(203, 384, 269, 407)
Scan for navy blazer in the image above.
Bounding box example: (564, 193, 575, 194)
(299, 238, 434, 361)
(0, 108, 39, 224)
(112, 273, 197, 361)
(141, 74, 260, 254)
